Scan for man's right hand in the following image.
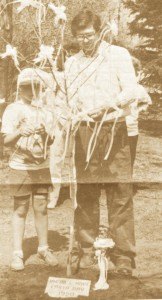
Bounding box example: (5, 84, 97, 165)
(89, 108, 106, 122)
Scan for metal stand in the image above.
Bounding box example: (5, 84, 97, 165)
(93, 226, 115, 290)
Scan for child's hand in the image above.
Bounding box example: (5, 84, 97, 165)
(19, 124, 34, 137)
(35, 124, 46, 135)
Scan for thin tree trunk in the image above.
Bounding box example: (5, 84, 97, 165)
(0, 1, 13, 160)
(0, 0, 13, 100)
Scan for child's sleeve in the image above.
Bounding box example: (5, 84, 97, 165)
(1, 105, 17, 135)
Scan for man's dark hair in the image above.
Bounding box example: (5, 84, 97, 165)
(71, 9, 101, 36)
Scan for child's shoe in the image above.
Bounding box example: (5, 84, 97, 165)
(11, 252, 24, 271)
(38, 247, 58, 267)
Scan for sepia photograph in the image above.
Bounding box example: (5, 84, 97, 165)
(0, 0, 162, 299)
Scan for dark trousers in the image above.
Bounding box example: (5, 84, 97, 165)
(74, 121, 136, 266)
(74, 183, 136, 267)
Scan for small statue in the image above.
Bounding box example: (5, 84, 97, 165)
(93, 226, 115, 290)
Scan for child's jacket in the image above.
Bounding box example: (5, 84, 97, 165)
(1, 100, 54, 170)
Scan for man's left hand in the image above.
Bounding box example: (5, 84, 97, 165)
(118, 84, 152, 106)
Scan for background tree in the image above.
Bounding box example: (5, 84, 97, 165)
(1, 0, 161, 112)
(124, 0, 162, 112)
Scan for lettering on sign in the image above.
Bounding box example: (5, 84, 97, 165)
(45, 277, 91, 298)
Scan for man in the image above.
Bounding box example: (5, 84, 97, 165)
(55, 9, 151, 276)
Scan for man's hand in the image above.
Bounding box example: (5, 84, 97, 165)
(117, 84, 152, 106)
(89, 109, 105, 122)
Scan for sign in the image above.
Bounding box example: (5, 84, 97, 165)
(45, 277, 91, 298)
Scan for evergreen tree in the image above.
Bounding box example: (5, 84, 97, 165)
(124, 0, 162, 106)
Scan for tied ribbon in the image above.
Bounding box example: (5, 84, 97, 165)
(48, 3, 67, 27)
(0, 44, 20, 71)
(34, 44, 55, 67)
(104, 110, 121, 160)
(85, 107, 123, 168)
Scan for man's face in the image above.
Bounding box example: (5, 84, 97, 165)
(75, 25, 98, 53)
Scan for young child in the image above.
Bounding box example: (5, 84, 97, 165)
(1, 68, 58, 271)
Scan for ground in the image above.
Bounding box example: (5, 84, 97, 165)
(0, 120, 162, 300)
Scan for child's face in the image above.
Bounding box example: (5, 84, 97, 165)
(19, 83, 42, 102)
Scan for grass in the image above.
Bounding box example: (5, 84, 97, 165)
(0, 122, 162, 299)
